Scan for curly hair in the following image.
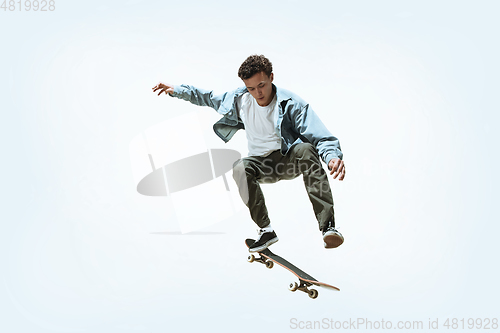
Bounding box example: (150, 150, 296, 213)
(238, 55, 273, 80)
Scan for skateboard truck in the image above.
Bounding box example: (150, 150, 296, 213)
(247, 254, 274, 269)
(288, 281, 319, 299)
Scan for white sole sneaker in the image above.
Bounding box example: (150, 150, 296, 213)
(248, 236, 279, 253)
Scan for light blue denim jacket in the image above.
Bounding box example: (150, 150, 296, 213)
(171, 84, 343, 165)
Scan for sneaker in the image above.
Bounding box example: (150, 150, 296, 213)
(323, 224, 344, 249)
(248, 229, 279, 253)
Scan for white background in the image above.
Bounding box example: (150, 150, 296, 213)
(1, 0, 499, 332)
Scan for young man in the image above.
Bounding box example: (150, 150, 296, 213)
(152, 55, 345, 252)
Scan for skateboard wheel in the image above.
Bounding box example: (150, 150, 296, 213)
(308, 289, 318, 299)
(247, 255, 255, 263)
(288, 282, 298, 292)
(265, 260, 274, 269)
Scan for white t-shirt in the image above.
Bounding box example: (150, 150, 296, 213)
(237, 92, 281, 157)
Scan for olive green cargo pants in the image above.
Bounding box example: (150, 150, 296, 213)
(232, 143, 335, 231)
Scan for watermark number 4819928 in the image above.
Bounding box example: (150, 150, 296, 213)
(1, 0, 55, 11)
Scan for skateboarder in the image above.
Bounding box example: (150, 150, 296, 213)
(152, 55, 345, 252)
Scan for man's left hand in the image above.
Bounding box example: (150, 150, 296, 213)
(328, 158, 345, 181)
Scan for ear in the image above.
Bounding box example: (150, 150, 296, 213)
(270, 73, 274, 82)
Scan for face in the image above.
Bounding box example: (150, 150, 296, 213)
(242, 71, 275, 106)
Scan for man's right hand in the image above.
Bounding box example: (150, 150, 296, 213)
(152, 82, 174, 96)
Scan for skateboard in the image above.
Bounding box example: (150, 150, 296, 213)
(245, 239, 340, 299)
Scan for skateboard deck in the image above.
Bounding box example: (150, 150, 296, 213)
(245, 239, 339, 299)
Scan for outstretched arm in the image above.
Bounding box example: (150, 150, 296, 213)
(152, 82, 227, 111)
